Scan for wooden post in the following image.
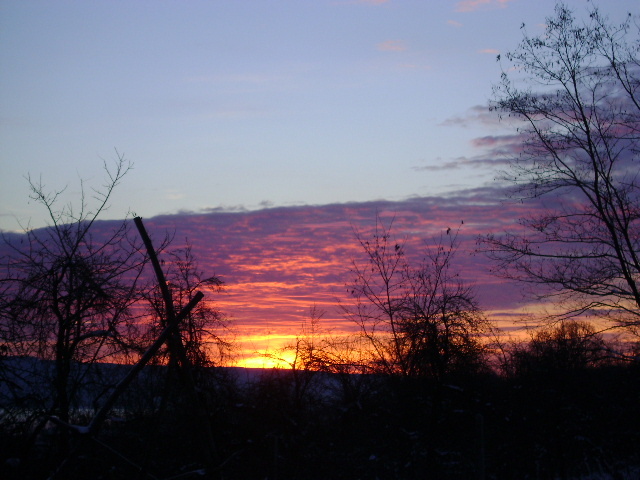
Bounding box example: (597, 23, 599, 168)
(133, 217, 219, 475)
(88, 292, 204, 435)
(40, 217, 220, 479)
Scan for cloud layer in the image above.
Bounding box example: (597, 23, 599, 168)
(1, 183, 544, 366)
(455, 0, 513, 13)
(139, 187, 541, 364)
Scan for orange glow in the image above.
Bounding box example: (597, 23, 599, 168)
(239, 350, 299, 370)
(143, 195, 544, 367)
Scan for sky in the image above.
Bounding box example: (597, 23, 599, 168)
(61, 190, 541, 368)
(1, 0, 635, 231)
(1, 0, 637, 367)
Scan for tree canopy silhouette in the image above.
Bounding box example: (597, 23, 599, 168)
(0, 155, 146, 428)
(482, 3, 640, 335)
(344, 219, 489, 380)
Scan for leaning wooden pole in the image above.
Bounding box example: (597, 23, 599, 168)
(133, 217, 219, 475)
(41, 218, 220, 479)
(88, 291, 204, 435)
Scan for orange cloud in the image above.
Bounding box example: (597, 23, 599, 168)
(478, 48, 500, 54)
(139, 191, 541, 367)
(2, 185, 554, 369)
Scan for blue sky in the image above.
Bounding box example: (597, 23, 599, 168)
(1, 0, 636, 231)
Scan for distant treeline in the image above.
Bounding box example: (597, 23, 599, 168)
(1, 341, 639, 479)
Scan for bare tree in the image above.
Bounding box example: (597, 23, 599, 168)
(482, 4, 640, 333)
(0, 155, 145, 429)
(506, 321, 610, 377)
(344, 219, 488, 381)
(142, 241, 230, 369)
(257, 306, 330, 416)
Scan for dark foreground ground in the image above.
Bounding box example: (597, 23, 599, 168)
(1, 359, 639, 479)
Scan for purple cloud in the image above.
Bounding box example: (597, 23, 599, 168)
(2, 188, 546, 365)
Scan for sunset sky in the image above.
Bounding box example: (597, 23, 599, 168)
(142, 192, 543, 366)
(1, 0, 636, 366)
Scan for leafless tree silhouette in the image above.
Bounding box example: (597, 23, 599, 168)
(344, 219, 488, 380)
(0, 154, 146, 435)
(482, 4, 640, 334)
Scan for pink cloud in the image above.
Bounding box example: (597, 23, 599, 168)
(376, 39, 407, 52)
(414, 132, 528, 172)
(455, 0, 512, 13)
(440, 105, 504, 128)
(139, 190, 539, 350)
(336, 0, 389, 5)
(3, 189, 544, 365)
(478, 48, 500, 55)
(447, 19, 463, 27)
(471, 134, 522, 149)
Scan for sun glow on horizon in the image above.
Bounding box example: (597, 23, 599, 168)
(228, 332, 302, 369)
(236, 353, 295, 370)
(172, 201, 540, 370)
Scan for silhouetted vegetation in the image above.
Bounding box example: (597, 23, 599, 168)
(2, 333, 639, 479)
(0, 157, 230, 478)
(3, 190, 639, 479)
(0, 156, 148, 454)
(481, 2, 640, 336)
(343, 220, 490, 382)
(142, 241, 231, 368)
(2, 2, 640, 479)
